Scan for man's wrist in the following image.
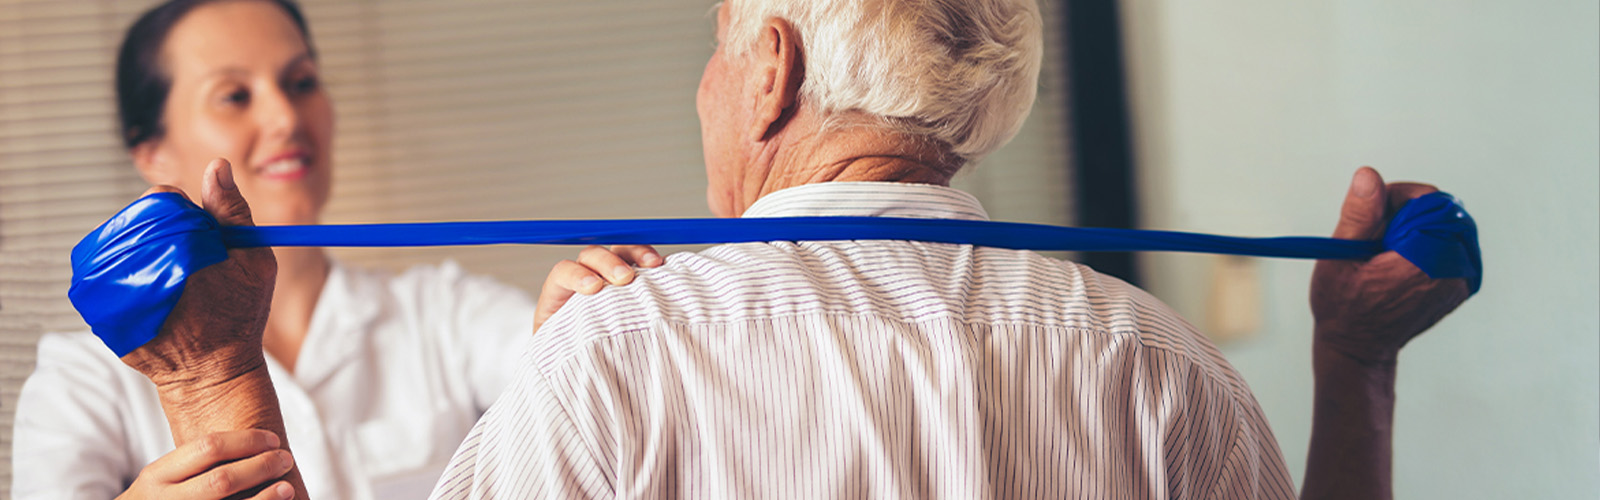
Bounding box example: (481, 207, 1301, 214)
(123, 344, 265, 386)
(150, 357, 286, 445)
(1304, 336, 1400, 500)
(150, 354, 270, 407)
(1312, 338, 1398, 390)
(1312, 323, 1404, 366)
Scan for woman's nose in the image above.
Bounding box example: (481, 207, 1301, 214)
(254, 86, 302, 139)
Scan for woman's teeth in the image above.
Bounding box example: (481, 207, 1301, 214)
(261, 158, 305, 176)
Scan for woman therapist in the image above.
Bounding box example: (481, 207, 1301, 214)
(11, 1, 652, 498)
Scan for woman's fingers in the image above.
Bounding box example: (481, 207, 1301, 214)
(609, 245, 665, 268)
(536, 259, 604, 332)
(171, 448, 295, 499)
(535, 246, 665, 332)
(579, 245, 638, 286)
(245, 481, 297, 500)
(144, 429, 280, 483)
(124, 429, 293, 500)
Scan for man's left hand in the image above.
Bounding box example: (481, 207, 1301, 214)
(1310, 167, 1471, 364)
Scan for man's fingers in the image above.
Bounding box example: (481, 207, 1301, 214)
(173, 448, 294, 500)
(1384, 182, 1440, 213)
(147, 429, 281, 483)
(1331, 167, 1389, 241)
(200, 158, 257, 228)
(611, 245, 665, 268)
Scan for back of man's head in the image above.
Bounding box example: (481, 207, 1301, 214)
(721, 0, 1044, 164)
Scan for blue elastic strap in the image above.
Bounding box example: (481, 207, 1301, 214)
(70, 191, 1480, 357)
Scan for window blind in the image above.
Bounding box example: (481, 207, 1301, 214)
(0, 0, 1071, 493)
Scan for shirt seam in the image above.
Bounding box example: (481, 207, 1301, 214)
(1205, 397, 1251, 500)
(531, 370, 617, 494)
(550, 306, 1232, 384)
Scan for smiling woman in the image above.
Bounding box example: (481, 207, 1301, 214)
(10, 1, 552, 498)
(118, 0, 334, 228)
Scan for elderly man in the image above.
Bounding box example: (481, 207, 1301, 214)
(118, 0, 1468, 498)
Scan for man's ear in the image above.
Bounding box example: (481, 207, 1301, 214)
(130, 139, 179, 186)
(748, 17, 803, 142)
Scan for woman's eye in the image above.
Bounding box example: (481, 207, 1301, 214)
(223, 89, 250, 106)
(291, 76, 320, 95)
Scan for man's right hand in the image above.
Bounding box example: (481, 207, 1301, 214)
(119, 429, 296, 500)
(118, 158, 278, 391)
(110, 159, 308, 499)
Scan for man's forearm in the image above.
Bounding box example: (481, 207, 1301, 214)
(1301, 339, 1397, 500)
(154, 360, 309, 499)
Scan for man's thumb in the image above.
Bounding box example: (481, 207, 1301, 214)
(200, 158, 257, 227)
(1331, 166, 1387, 241)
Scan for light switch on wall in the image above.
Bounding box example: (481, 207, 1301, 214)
(1205, 255, 1262, 342)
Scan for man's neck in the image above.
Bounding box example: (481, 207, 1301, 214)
(737, 111, 962, 215)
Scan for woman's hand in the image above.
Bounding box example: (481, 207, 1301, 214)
(118, 429, 296, 500)
(535, 245, 663, 332)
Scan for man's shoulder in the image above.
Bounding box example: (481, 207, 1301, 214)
(536, 242, 1205, 342)
(533, 244, 772, 339)
(1069, 269, 1251, 386)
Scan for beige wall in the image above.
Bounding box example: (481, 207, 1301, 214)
(1121, 0, 1600, 497)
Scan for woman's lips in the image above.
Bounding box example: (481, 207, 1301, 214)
(257, 155, 309, 181)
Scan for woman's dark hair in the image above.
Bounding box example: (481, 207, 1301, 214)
(115, 0, 316, 149)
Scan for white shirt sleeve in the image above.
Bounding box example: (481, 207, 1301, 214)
(419, 260, 538, 411)
(12, 332, 143, 499)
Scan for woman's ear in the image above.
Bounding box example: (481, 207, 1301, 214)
(130, 139, 178, 186)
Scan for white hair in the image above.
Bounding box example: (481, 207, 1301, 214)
(723, 0, 1043, 164)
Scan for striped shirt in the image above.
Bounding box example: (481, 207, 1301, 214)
(431, 182, 1295, 499)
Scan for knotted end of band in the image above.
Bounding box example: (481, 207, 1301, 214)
(69, 193, 229, 357)
(1382, 192, 1482, 294)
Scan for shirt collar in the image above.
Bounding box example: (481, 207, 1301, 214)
(742, 182, 990, 221)
(291, 258, 380, 388)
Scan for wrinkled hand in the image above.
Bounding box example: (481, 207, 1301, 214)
(119, 430, 295, 500)
(535, 245, 663, 332)
(119, 159, 277, 389)
(1311, 167, 1471, 364)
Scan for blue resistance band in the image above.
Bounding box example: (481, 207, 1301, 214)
(70, 191, 1481, 357)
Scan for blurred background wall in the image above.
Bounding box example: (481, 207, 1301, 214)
(1120, 0, 1599, 497)
(1, 0, 1595, 498)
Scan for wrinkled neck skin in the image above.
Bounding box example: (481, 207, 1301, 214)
(730, 108, 963, 216)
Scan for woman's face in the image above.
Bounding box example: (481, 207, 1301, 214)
(135, 0, 333, 225)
